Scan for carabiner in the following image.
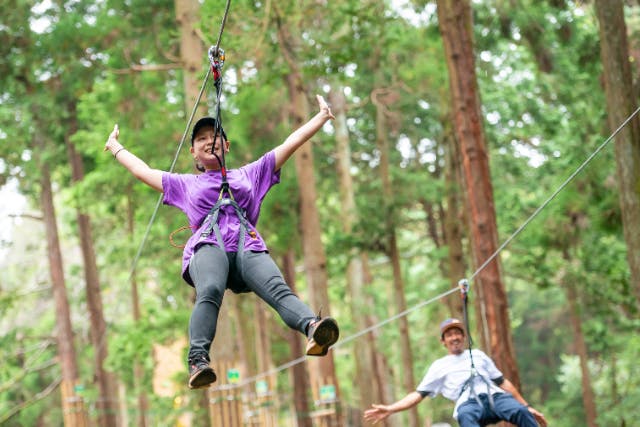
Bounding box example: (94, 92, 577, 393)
(209, 46, 225, 70)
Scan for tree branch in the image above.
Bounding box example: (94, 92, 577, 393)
(0, 359, 57, 393)
(110, 63, 182, 74)
(8, 212, 43, 221)
(0, 376, 61, 424)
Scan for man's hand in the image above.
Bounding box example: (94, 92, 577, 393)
(528, 405, 547, 427)
(363, 404, 392, 424)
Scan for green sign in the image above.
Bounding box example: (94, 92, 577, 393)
(319, 384, 336, 401)
(227, 368, 240, 384)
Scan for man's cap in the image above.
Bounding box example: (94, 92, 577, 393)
(191, 117, 227, 143)
(439, 318, 465, 337)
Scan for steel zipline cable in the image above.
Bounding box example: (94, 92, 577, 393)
(211, 286, 462, 392)
(467, 104, 640, 284)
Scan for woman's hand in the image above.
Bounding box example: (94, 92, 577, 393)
(104, 124, 123, 155)
(273, 94, 335, 171)
(316, 94, 335, 120)
(101, 123, 163, 191)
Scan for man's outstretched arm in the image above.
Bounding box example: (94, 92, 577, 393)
(363, 391, 424, 424)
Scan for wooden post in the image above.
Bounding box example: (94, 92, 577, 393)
(209, 359, 243, 427)
(308, 375, 341, 427)
(60, 380, 88, 427)
(254, 374, 277, 427)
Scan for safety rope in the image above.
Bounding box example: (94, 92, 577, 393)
(169, 225, 198, 248)
(208, 46, 230, 191)
(459, 279, 474, 359)
(457, 279, 496, 410)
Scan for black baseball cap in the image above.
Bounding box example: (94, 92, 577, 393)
(191, 117, 227, 144)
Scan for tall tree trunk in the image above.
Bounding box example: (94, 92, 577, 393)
(372, 88, 418, 427)
(276, 15, 340, 421)
(174, 0, 208, 117)
(564, 274, 598, 427)
(65, 102, 118, 427)
(436, 0, 520, 387)
(125, 190, 149, 427)
(282, 250, 313, 427)
(248, 297, 277, 426)
(230, 295, 251, 385)
(594, 0, 640, 304)
(361, 252, 400, 427)
(36, 135, 88, 427)
(421, 112, 466, 314)
(609, 356, 625, 427)
(443, 118, 466, 314)
(330, 88, 378, 424)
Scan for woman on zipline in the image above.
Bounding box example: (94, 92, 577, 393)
(104, 94, 339, 389)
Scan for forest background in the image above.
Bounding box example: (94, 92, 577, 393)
(1, 0, 639, 426)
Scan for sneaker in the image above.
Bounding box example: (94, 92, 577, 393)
(188, 355, 217, 389)
(305, 317, 339, 356)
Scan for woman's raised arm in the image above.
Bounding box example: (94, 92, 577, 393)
(104, 124, 164, 192)
(273, 94, 335, 171)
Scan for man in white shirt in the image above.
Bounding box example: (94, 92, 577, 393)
(363, 318, 547, 427)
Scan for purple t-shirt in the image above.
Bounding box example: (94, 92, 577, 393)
(162, 150, 281, 285)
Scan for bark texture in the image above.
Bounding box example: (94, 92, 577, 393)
(436, 0, 520, 386)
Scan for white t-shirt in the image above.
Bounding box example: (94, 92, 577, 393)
(416, 349, 504, 418)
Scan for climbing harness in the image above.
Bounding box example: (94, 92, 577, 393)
(198, 193, 257, 251)
(167, 0, 259, 253)
(456, 279, 497, 412)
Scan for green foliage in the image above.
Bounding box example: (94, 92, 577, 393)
(107, 305, 189, 388)
(1, 0, 639, 424)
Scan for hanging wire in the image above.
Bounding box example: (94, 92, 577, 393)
(211, 285, 461, 392)
(468, 104, 640, 283)
(213, 0, 231, 55)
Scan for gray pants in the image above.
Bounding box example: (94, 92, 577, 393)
(187, 244, 316, 359)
